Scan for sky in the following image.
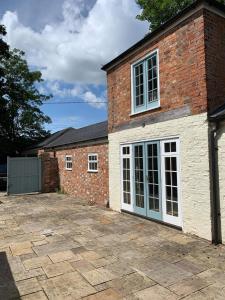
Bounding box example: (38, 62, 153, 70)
(0, 0, 148, 132)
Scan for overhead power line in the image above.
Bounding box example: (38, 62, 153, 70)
(42, 101, 107, 105)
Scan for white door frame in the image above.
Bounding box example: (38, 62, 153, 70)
(161, 139, 182, 227)
(121, 145, 134, 212)
(120, 138, 182, 228)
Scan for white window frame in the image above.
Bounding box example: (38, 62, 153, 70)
(65, 155, 72, 171)
(131, 49, 160, 115)
(88, 153, 98, 173)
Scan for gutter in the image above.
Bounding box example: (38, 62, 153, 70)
(208, 118, 223, 244)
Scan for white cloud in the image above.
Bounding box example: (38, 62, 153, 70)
(1, 0, 148, 86)
(42, 80, 106, 109)
(83, 91, 105, 109)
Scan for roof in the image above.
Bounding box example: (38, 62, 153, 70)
(209, 103, 225, 121)
(44, 121, 108, 149)
(30, 127, 74, 150)
(102, 0, 225, 71)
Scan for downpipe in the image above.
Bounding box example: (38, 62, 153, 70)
(209, 122, 222, 245)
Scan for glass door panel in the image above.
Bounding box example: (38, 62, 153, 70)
(146, 142, 162, 220)
(121, 146, 133, 212)
(161, 140, 181, 227)
(133, 143, 146, 216)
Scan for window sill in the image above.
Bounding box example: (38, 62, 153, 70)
(130, 105, 161, 117)
(65, 169, 72, 171)
(88, 170, 98, 173)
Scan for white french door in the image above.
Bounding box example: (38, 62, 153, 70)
(121, 145, 133, 212)
(121, 138, 182, 227)
(161, 140, 182, 227)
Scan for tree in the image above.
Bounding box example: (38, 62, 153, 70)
(0, 25, 9, 99)
(136, 0, 225, 31)
(0, 29, 51, 160)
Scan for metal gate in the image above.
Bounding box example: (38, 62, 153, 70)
(7, 157, 42, 195)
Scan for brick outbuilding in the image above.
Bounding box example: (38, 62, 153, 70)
(28, 121, 109, 206)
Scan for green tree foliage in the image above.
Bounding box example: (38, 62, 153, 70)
(0, 27, 51, 160)
(136, 0, 225, 31)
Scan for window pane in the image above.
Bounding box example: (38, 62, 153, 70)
(166, 186, 172, 200)
(171, 157, 177, 171)
(134, 63, 144, 107)
(171, 142, 176, 152)
(172, 172, 177, 186)
(122, 154, 131, 205)
(147, 54, 158, 103)
(165, 157, 171, 171)
(164, 143, 170, 153)
(153, 158, 158, 170)
(153, 144, 157, 156)
(173, 202, 178, 217)
(152, 55, 157, 66)
(166, 172, 171, 185)
(172, 187, 178, 201)
(123, 147, 130, 155)
(152, 67, 157, 78)
(167, 201, 172, 215)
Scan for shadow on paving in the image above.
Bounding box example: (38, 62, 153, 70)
(0, 252, 20, 299)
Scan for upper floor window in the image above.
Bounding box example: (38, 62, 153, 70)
(132, 50, 160, 114)
(88, 154, 98, 172)
(65, 155, 72, 170)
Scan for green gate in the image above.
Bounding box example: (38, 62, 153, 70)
(7, 157, 42, 195)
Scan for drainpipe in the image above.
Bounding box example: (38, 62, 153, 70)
(209, 120, 222, 245)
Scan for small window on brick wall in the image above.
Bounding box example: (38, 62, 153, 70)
(65, 155, 72, 170)
(88, 154, 98, 172)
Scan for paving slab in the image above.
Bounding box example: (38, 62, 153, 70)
(35, 240, 80, 255)
(10, 241, 33, 256)
(42, 261, 74, 278)
(83, 288, 122, 300)
(135, 284, 179, 300)
(144, 261, 193, 287)
(71, 259, 96, 273)
(40, 271, 96, 299)
(108, 272, 156, 296)
(14, 267, 44, 281)
(48, 250, 81, 263)
(168, 275, 210, 297)
(82, 268, 117, 285)
(21, 291, 48, 300)
(23, 256, 52, 270)
(16, 277, 42, 296)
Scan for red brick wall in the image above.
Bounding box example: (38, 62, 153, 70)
(39, 151, 59, 193)
(54, 143, 109, 206)
(204, 10, 225, 113)
(107, 10, 208, 133)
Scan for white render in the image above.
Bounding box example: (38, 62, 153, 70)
(108, 112, 212, 240)
(218, 122, 225, 242)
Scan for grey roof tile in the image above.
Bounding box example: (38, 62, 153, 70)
(44, 121, 108, 149)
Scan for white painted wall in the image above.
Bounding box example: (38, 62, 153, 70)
(218, 122, 225, 243)
(109, 113, 212, 240)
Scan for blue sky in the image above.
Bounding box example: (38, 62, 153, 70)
(0, 0, 148, 132)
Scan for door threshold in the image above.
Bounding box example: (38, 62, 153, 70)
(121, 209, 182, 231)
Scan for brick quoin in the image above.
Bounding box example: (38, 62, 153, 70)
(107, 9, 225, 133)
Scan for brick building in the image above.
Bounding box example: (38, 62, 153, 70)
(102, 0, 225, 243)
(29, 121, 109, 206)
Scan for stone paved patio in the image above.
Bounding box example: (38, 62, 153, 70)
(0, 193, 225, 299)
